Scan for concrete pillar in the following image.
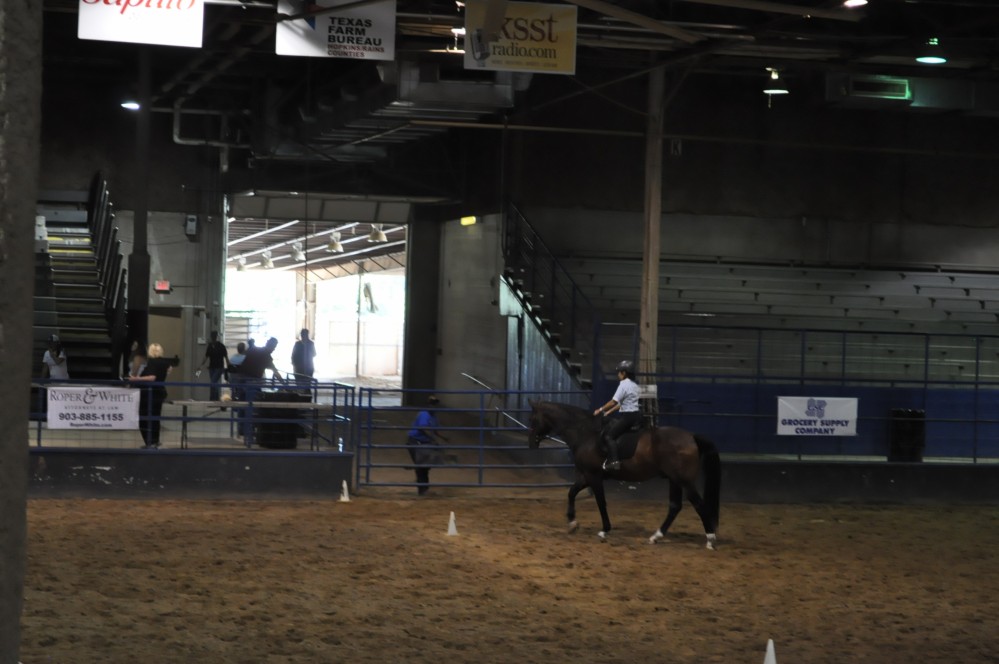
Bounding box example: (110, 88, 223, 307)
(0, 1, 42, 659)
(402, 221, 442, 404)
(639, 66, 665, 382)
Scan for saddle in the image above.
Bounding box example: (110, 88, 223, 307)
(601, 425, 645, 463)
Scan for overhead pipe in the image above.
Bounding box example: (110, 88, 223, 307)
(171, 100, 252, 148)
(408, 119, 999, 160)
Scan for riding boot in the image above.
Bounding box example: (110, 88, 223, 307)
(602, 435, 621, 471)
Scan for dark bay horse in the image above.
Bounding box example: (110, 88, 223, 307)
(527, 400, 721, 549)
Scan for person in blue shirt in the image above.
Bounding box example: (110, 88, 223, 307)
(593, 359, 643, 471)
(406, 395, 449, 495)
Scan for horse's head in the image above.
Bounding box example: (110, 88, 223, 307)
(527, 400, 550, 449)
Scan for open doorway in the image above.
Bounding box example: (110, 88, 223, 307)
(224, 267, 405, 383)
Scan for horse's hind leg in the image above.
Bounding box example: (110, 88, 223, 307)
(566, 476, 587, 534)
(649, 482, 683, 544)
(588, 478, 613, 540)
(685, 486, 719, 550)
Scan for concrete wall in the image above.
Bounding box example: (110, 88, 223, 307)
(113, 210, 226, 397)
(434, 214, 508, 407)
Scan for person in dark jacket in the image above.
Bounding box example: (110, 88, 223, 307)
(406, 395, 449, 495)
(290, 328, 317, 386)
(196, 331, 230, 401)
(128, 342, 179, 449)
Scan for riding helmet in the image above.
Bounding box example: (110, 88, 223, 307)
(616, 360, 635, 374)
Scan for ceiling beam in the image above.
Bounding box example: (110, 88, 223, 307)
(674, 0, 863, 23)
(564, 0, 705, 44)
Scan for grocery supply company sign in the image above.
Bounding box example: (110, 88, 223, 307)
(276, 0, 396, 61)
(48, 387, 140, 430)
(777, 397, 857, 436)
(464, 0, 577, 74)
(78, 0, 205, 48)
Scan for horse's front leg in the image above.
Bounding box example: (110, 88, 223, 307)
(649, 481, 683, 544)
(589, 477, 612, 540)
(566, 475, 588, 534)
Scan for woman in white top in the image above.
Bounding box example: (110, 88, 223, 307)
(41, 335, 69, 380)
(593, 359, 643, 471)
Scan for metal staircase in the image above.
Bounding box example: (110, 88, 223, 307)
(33, 174, 129, 382)
(502, 206, 601, 391)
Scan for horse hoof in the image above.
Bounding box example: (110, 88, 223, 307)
(597, 531, 608, 541)
(648, 530, 664, 544)
(567, 520, 579, 534)
(706, 533, 718, 550)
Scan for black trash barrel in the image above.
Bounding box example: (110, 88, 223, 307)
(888, 408, 925, 462)
(254, 389, 310, 449)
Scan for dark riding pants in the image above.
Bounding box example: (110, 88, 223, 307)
(407, 436, 437, 495)
(604, 411, 644, 462)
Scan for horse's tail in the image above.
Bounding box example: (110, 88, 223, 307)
(694, 434, 721, 531)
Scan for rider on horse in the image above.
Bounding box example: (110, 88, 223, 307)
(593, 360, 643, 471)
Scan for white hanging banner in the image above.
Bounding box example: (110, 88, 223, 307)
(276, 0, 396, 61)
(78, 0, 205, 48)
(47, 386, 140, 430)
(777, 396, 858, 436)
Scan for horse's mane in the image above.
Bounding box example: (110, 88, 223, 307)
(536, 401, 599, 438)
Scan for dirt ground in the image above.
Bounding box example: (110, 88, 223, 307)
(19, 489, 999, 664)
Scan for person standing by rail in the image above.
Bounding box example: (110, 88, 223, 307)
(290, 328, 317, 387)
(129, 343, 179, 449)
(406, 395, 449, 496)
(41, 334, 69, 380)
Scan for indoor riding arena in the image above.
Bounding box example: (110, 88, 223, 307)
(19, 489, 999, 663)
(18, 391, 999, 664)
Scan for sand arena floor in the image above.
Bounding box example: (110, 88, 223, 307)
(19, 489, 999, 663)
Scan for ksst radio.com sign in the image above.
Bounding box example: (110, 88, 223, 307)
(464, 0, 577, 74)
(78, 0, 205, 48)
(47, 387, 140, 430)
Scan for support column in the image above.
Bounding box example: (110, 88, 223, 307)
(639, 66, 666, 386)
(127, 47, 151, 348)
(0, 1, 42, 658)
(402, 221, 442, 405)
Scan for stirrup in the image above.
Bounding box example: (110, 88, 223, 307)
(603, 459, 621, 471)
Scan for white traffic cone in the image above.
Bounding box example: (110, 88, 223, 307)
(763, 639, 777, 664)
(339, 480, 350, 503)
(447, 511, 458, 536)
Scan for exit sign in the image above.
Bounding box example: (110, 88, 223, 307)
(153, 280, 172, 294)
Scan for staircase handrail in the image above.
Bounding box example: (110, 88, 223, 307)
(109, 269, 129, 376)
(503, 204, 600, 374)
(106, 248, 123, 322)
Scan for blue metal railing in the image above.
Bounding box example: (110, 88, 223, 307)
(28, 378, 356, 452)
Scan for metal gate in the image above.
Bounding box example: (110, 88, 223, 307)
(353, 388, 588, 490)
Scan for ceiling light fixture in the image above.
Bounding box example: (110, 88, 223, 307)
(291, 241, 306, 262)
(763, 68, 789, 96)
(368, 224, 388, 243)
(460, 215, 477, 226)
(327, 231, 344, 253)
(916, 37, 947, 64)
(262, 249, 274, 269)
(842, 0, 866, 7)
(121, 100, 140, 111)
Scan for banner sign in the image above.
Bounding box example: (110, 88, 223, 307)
(47, 387, 140, 430)
(464, 0, 577, 74)
(777, 397, 858, 436)
(276, 0, 396, 61)
(78, 0, 205, 48)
